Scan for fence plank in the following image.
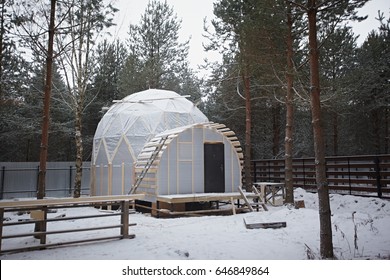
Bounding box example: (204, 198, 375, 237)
(251, 155, 390, 197)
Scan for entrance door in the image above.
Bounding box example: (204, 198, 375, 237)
(204, 143, 225, 193)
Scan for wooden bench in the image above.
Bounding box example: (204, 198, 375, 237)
(0, 194, 144, 254)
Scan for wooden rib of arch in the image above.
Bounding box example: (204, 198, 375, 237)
(205, 122, 244, 167)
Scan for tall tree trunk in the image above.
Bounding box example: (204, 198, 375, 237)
(307, 0, 334, 259)
(332, 112, 338, 156)
(284, 0, 294, 204)
(385, 107, 389, 153)
(372, 109, 380, 154)
(73, 25, 85, 198)
(0, 2, 5, 101)
(272, 104, 281, 157)
(37, 0, 56, 199)
(243, 67, 252, 191)
(73, 104, 83, 198)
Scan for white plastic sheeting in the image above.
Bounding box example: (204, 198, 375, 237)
(133, 123, 243, 202)
(91, 89, 208, 195)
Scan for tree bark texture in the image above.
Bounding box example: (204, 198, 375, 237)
(272, 104, 281, 157)
(284, 1, 294, 204)
(243, 71, 252, 191)
(73, 104, 83, 198)
(37, 0, 56, 199)
(307, 0, 334, 259)
(333, 112, 338, 156)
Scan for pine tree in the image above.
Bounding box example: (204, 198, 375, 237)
(289, 0, 369, 259)
(347, 12, 390, 154)
(204, 0, 288, 189)
(119, 0, 199, 100)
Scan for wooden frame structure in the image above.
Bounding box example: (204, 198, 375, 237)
(0, 194, 143, 254)
(133, 122, 243, 203)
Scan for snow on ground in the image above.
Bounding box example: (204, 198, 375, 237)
(1, 188, 389, 260)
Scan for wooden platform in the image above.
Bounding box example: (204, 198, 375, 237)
(151, 191, 264, 217)
(156, 192, 258, 204)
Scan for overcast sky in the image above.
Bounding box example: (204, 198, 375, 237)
(109, 0, 390, 73)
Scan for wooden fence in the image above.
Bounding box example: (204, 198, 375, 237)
(252, 154, 390, 198)
(0, 194, 144, 254)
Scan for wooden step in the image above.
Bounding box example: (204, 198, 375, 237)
(135, 160, 160, 166)
(134, 184, 157, 189)
(222, 131, 236, 136)
(231, 141, 241, 147)
(134, 168, 158, 173)
(135, 177, 156, 182)
(210, 123, 226, 129)
(227, 136, 238, 141)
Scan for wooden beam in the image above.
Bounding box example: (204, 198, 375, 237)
(0, 194, 145, 209)
(243, 219, 287, 229)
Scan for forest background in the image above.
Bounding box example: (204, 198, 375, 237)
(0, 0, 389, 163)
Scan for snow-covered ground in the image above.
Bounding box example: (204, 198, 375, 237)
(1, 188, 389, 260)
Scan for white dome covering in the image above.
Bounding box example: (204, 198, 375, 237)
(92, 89, 208, 165)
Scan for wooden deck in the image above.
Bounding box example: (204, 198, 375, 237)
(156, 192, 258, 204)
(151, 191, 266, 217)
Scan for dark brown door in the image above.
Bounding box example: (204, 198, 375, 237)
(204, 143, 225, 193)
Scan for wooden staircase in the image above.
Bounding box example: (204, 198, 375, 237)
(128, 136, 169, 195)
(238, 186, 268, 212)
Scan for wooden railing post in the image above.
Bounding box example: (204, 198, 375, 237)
(302, 159, 306, 189)
(1, 166, 5, 200)
(374, 157, 382, 198)
(253, 161, 257, 183)
(69, 165, 73, 196)
(41, 206, 48, 245)
(267, 160, 271, 181)
(347, 157, 352, 195)
(121, 200, 129, 238)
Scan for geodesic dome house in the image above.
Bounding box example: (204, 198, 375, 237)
(91, 89, 209, 196)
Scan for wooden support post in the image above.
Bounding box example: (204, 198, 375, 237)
(230, 197, 236, 215)
(32, 208, 47, 243)
(42, 207, 48, 244)
(108, 163, 113, 196)
(36, 207, 48, 245)
(121, 162, 125, 195)
(100, 164, 103, 196)
(108, 163, 113, 211)
(374, 157, 382, 198)
(121, 200, 129, 238)
(238, 186, 254, 212)
(90, 164, 96, 196)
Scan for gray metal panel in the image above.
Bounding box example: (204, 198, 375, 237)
(0, 162, 91, 199)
